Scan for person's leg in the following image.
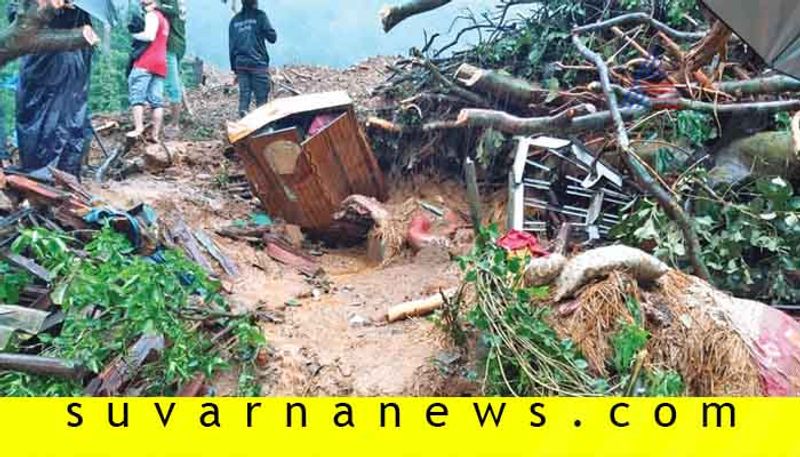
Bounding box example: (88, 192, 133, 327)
(147, 74, 166, 143)
(164, 52, 182, 135)
(127, 69, 149, 138)
(252, 70, 271, 107)
(237, 72, 252, 118)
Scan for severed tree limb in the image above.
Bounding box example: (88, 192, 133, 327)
(380, 0, 452, 33)
(572, 12, 706, 41)
(0, 1, 100, 68)
(716, 75, 800, 96)
(454, 63, 542, 109)
(455, 106, 644, 135)
(571, 33, 711, 281)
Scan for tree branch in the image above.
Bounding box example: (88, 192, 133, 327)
(380, 0, 452, 33)
(571, 33, 711, 281)
(0, 1, 99, 68)
(572, 12, 707, 41)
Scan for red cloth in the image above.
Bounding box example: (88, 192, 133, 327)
(752, 306, 800, 396)
(134, 10, 170, 77)
(497, 230, 549, 257)
(308, 114, 339, 137)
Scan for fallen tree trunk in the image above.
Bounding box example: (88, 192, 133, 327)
(380, 0, 452, 32)
(716, 75, 800, 96)
(454, 63, 541, 109)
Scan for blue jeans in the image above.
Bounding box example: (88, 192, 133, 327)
(236, 70, 270, 118)
(128, 67, 164, 108)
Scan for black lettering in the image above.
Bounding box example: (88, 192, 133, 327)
(66, 402, 83, 428)
(200, 403, 221, 428)
(287, 402, 307, 428)
(529, 403, 546, 427)
(703, 403, 735, 428)
(473, 402, 506, 427)
(655, 403, 677, 427)
(334, 403, 355, 428)
(426, 403, 448, 428)
(610, 403, 629, 428)
(154, 402, 176, 427)
(380, 403, 400, 428)
(247, 402, 262, 428)
(108, 402, 129, 428)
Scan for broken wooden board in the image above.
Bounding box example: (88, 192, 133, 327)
(168, 218, 215, 274)
(194, 230, 240, 278)
(1, 252, 52, 282)
(85, 333, 165, 396)
(263, 233, 323, 277)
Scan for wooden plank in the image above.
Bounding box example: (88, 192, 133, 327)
(1, 252, 52, 282)
(85, 334, 165, 396)
(168, 219, 215, 274)
(0, 354, 85, 380)
(227, 91, 354, 144)
(193, 230, 240, 278)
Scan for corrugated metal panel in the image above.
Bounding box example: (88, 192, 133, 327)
(237, 108, 387, 231)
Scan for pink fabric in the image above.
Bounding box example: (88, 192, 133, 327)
(308, 114, 339, 137)
(753, 306, 800, 396)
(497, 230, 550, 257)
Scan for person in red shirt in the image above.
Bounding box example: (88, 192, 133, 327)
(127, 0, 170, 143)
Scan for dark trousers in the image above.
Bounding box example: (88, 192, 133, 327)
(236, 70, 270, 118)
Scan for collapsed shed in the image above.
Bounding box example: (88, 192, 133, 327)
(227, 91, 388, 234)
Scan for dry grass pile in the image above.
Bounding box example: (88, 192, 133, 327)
(549, 270, 761, 396)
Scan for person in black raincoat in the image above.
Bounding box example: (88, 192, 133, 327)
(8, 3, 94, 180)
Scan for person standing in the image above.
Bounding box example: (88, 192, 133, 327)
(160, 0, 187, 138)
(127, 0, 170, 143)
(10, 2, 95, 179)
(229, 0, 277, 118)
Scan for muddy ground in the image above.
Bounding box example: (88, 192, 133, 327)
(84, 58, 480, 396)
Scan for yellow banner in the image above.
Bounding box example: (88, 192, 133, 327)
(0, 398, 793, 456)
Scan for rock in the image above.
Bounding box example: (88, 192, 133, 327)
(278, 224, 305, 248)
(349, 314, 370, 327)
(143, 143, 173, 172)
(0, 190, 13, 212)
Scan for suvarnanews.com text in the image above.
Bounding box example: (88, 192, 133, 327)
(61, 400, 737, 430)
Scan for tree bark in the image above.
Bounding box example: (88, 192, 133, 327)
(380, 0, 452, 33)
(683, 20, 731, 73)
(0, 0, 99, 68)
(455, 106, 644, 135)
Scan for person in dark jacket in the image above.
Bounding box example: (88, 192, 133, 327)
(229, 0, 277, 118)
(9, 2, 94, 180)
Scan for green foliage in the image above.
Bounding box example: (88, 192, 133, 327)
(0, 226, 265, 396)
(613, 172, 800, 304)
(458, 225, 607, 396)
(611, 321, 650, 373)
(674, 111, 717, 148)
(0, 261, 31, 304)
(645, 369, 685, 396)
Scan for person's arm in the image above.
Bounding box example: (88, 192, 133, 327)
(228, 19, 236, 71)
(259, 11, 277, 44)
(132, 11, 158, 42)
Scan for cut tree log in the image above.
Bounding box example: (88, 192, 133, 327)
(386, 288, 457, 323)
(380, 0, 452, 33)
(0, 354, 86, 380)
(454, 63, 542, 109)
